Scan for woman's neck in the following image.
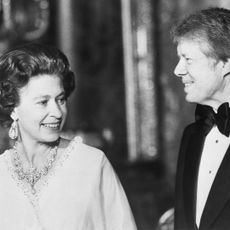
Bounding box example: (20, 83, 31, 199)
(15, 138, 59, 168)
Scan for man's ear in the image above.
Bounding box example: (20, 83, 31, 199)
(222, 58, 230, 77)
(10, 109, 18, 121)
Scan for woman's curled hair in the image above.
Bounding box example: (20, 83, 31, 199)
(0, 43, 75, 127)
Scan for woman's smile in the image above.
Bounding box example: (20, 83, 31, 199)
(41, 122, 61, 130)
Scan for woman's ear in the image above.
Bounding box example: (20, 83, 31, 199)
(10, 109, 18, 121)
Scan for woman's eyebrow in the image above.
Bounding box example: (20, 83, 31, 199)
(33, 95, 50, 100)
(33, 91, 66, 100)
(56, 91, 65, 97)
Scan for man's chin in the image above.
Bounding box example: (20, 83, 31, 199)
(185, 95, 193, 103)
(185, 94, 198, 103)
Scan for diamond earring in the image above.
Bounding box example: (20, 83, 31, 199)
(9, 119, 18, 140)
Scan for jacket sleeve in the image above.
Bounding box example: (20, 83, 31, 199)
(174, 125, 193, 230)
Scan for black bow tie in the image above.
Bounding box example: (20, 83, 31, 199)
(195, 102, 230, 137)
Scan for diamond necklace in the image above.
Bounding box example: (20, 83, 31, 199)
(12, 144, 58, 194)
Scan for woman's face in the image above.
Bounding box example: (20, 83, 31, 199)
(14, 74, 67, 143)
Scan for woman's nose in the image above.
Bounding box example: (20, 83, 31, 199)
(50, 102, 62, 118)
(174, 59, 187, 77)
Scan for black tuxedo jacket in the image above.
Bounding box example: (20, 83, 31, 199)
(175, 122, 230, 230)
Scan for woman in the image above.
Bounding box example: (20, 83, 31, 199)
(0, 43, 137, 230)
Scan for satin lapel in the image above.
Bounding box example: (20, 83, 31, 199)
(199, 146, 230, 230)
(183, 125, 207, 227)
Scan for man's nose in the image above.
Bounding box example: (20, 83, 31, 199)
(174, 59, 187, 77)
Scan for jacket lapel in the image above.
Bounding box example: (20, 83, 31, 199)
(183, 123, 207, 228)
(199, 146, 230, 230)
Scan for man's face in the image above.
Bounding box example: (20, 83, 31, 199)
(174, 39, 225, 107)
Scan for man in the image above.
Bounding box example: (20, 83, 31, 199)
(172, 7, 230, 230)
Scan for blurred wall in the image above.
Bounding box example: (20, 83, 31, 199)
(1, 0, 230, 228)
(0, 0, 230, 182)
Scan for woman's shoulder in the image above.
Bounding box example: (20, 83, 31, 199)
(0, 149, 10, 159)
(60, 135, 105, 162)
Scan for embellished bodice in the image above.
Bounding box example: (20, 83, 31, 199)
(0, 136, 82, 229)
(0, 136, 137, 230)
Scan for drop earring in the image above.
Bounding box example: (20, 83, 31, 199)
(9, 119, 18, 140)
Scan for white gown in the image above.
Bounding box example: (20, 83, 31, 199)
(0, 136, 137, 230)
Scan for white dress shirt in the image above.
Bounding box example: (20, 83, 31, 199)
(196, 126, 230, 227)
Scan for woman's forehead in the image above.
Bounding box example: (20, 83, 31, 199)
(18, 74, 64, 97)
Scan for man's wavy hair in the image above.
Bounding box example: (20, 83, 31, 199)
(171, 7, 230, 62)
(0, 43, 75, 127)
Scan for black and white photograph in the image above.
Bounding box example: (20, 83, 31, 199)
(0, 0, 230, 229)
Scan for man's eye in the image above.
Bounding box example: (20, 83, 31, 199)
(38, 100, 48, 106)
